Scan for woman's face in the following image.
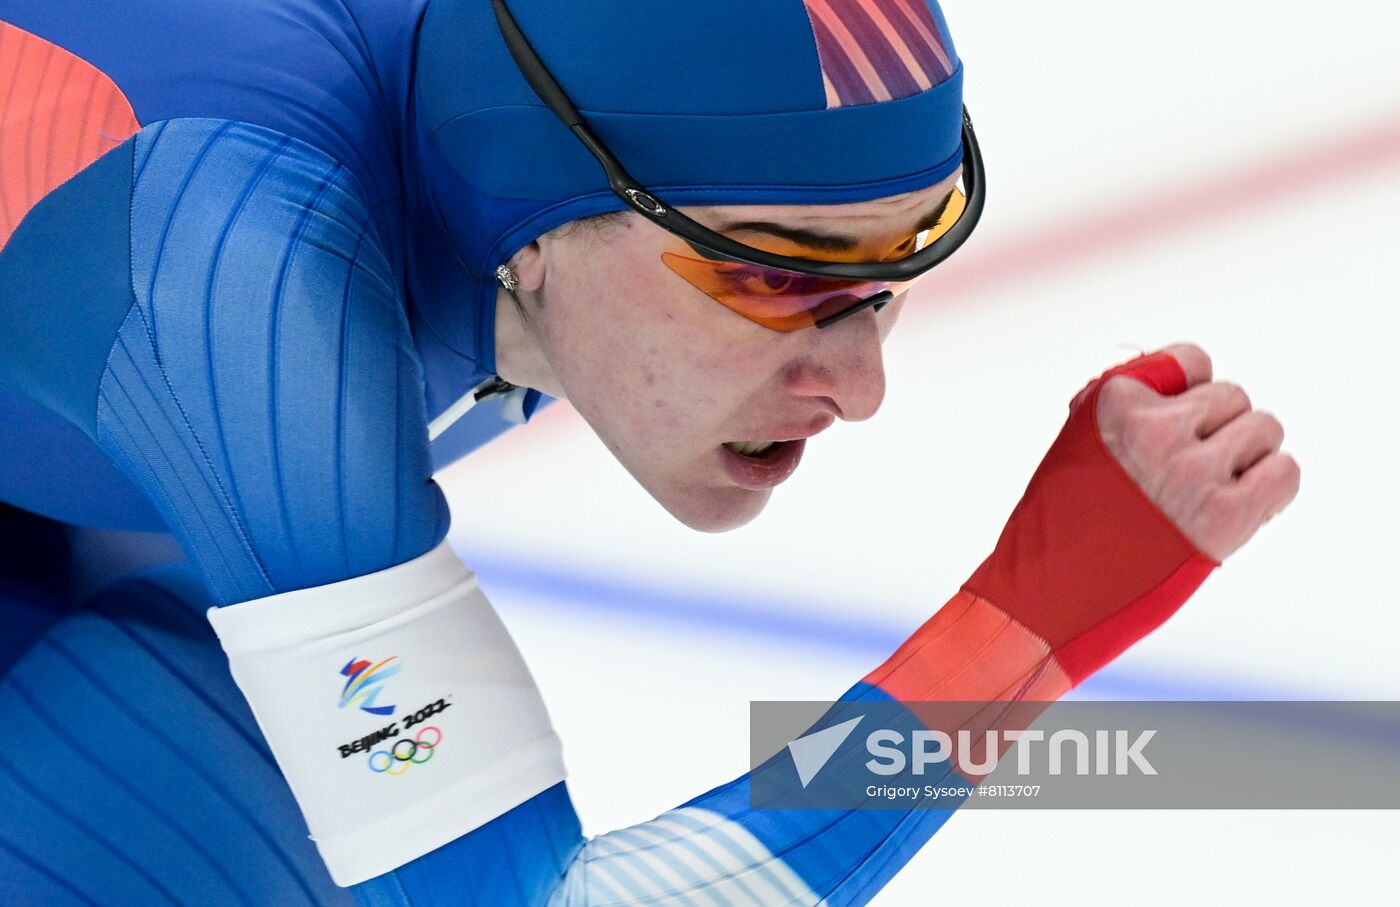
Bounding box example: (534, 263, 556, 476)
(496, 170, 962, 532)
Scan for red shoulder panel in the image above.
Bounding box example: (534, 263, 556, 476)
(0, 21, 140, 250)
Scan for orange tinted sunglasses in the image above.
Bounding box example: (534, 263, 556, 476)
(661, 188, 967, 332)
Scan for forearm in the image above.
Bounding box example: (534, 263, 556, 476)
(352, 586, 1050, 907)
(358, 587, 1081, 907)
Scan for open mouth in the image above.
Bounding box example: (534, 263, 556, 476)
(719, 438, 806, 490)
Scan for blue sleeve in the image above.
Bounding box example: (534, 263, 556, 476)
(94, 119, 449, 604)
(358, 698, 959, 907)
(1, 117, 449, 603)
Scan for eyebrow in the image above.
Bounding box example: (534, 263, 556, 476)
(708, 190, 957, 253)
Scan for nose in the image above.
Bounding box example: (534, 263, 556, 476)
(782, 307, 887, 422)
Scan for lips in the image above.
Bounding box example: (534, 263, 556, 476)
(719, 438, 807, 490)
(717, 414, 833, 490)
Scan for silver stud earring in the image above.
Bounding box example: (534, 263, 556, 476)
(495, 264, 520, 292)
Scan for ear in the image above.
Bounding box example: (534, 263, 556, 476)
(506, 240, 546, 293)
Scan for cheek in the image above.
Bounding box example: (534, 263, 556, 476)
(540, 241, 771, 456)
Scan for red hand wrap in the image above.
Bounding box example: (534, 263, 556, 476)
(961, 351, 1221, 686)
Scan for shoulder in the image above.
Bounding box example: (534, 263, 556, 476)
(105, 120, 445, 601)
(1, 114, 444, 598)
(119, 118, 411, 420)
(129, 118, 393, 308)
(1, 118, 398, 434)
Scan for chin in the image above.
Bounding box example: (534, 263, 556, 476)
(655, 484, 773, 533)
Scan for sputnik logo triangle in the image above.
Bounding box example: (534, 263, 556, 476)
(787, 715, 863, 788)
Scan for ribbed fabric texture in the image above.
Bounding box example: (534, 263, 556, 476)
(95, 119, 449, 605)
(352, 783, 582, 907)
(0, 561, 349, 906)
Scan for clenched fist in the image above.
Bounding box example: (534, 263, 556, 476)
(1087, 344, 1301, 562)
(962, 345, 1300, 685)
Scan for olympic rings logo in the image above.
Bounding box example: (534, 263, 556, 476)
(368, 726, 442, 775)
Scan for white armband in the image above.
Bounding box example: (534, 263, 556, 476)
(206, 540, 565, 886)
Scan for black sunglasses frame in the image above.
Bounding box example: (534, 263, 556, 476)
(491, 0, 985, 285)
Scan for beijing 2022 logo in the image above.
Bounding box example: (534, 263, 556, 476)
(334, 655, 453, 776)
(339, 656, 401, 715)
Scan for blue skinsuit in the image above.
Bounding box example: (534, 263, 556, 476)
(0, 0, 533, 536)
(0, 0, 970, 903)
